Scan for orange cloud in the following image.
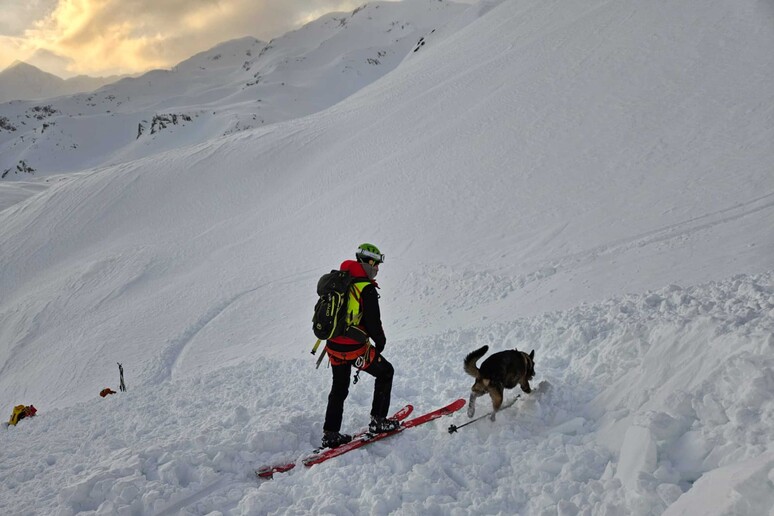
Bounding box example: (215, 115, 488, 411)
(2, 0, 363, 78)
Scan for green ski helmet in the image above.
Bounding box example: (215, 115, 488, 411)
(356, 243, 385, 264)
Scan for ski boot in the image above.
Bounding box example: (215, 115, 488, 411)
(369, 415, 401, 433)
(321, 430, 352, 449)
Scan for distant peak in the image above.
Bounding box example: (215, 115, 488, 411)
(1, 60, 63, 81)
(5, 60, 38, 71)
(3, 60, 57, 76)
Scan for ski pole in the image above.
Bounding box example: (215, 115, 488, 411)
(447, 394, 520, 434)
(117, 363, 127, 392)
(447, 412, 491, 433)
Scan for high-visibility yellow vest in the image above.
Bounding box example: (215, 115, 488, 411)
(346, 280, 372, 326)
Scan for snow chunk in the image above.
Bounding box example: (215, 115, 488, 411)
(663, 451, 774, 516)
(616, 425, 658, 492)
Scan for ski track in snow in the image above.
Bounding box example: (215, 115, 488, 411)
(510, 191, 774, 289)
(570, 192, 774, 261)
(159, 272, 320, 383)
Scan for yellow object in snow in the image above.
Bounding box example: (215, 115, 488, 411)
(7, 404, 36, 426)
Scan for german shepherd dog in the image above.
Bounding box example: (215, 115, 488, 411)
(464, 345, 535, 420)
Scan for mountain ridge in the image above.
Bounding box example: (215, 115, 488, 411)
(0, 0, 468, 181)
(0, 60, 126, 103)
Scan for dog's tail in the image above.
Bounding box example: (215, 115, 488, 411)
(463, 345, 489, 378)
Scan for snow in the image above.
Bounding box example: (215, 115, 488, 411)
(1, 0, 773, 514)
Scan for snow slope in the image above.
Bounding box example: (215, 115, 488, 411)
(1, 0, 773, 514)
(0, 1, 466, 179)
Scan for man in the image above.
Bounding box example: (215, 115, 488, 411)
(321, 243, 399, 448)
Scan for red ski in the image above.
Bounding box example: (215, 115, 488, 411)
(257, 399, 465, 478)
(256, 404, 413, 479)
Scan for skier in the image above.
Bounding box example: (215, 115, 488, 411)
(321, 243, 400, 448)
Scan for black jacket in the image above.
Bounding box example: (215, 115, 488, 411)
(360, 283, 386, 351)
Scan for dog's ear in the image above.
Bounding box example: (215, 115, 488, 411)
(529, 350, 535, 359)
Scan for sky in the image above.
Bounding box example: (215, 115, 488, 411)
(0, 0, 772, 513)
(0, 0, 461, 78)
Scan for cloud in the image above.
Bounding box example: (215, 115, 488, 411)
(26, 48, 76, 75)
(1, 0, 364, 77)
(0, 0, 59, 36)
(0, 0, 59, 73)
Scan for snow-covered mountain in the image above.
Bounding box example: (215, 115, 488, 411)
(0, 61, 123, 104)
(1, 0, 773, 514)
(0, 1, 467, 180)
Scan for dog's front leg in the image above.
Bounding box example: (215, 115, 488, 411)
(489, 388, 503, 421)
(467, 392, 480, 418)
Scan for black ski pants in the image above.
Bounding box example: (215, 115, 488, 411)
(323, 355, 394, 432)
